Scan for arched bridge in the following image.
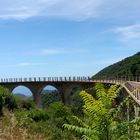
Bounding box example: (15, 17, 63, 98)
(0, 77, 93, 107)
(0, 76, 140, 109)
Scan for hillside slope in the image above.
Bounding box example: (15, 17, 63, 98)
(93, 52, 140, 78)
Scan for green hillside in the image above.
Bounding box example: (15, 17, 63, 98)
(93, 52, 140, 78)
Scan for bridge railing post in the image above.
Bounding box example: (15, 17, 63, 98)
(25, 78, 27, 82)
(34, 77, 36, 82)
(72, 77, 74, 81)
(29, 77, 31, 81)
(43, 77, 46, 81)
(38, 77, 40, 82)
(56, 77, 58, 81)
(59, 77, 62, 81)
(78, 76, 79, 81)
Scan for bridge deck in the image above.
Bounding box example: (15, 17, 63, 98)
(0, 77, 139, 105)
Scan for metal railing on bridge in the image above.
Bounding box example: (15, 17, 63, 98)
(93, 75, 140, 82)
(0, 76, 91, 83)
(1, 75, 140, 83)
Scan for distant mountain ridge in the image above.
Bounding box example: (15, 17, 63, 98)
(14, 89, 57, 100)
(14, 93, 31, 100)
(93, 52, 140, 78)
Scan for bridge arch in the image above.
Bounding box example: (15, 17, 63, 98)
(12, 85, 33, 97)
(41, 85, 62, 107)
(41, 84, 59, 92)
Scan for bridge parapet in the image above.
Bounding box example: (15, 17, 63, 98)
(92, 79, 125, 84)
(93, 75, 140, 82)
(0, 76, 91, 83)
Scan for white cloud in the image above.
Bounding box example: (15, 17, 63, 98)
(113, 24, 140, 41)
(18, 62, 47, 67)
(39, 48, 88, 56)
(0, 0, 101, 20)
(0, 0, 140, 21)
(40, 48, 64, 55)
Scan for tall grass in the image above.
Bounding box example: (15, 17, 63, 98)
(0, 108, 46, 140)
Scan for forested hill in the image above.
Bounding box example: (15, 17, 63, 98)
(93, 52, 140, 78)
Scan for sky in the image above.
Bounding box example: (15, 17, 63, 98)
(0, 0, 140, 79)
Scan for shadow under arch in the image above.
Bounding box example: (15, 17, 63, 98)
(12, 85, 33, 98)
(41, 84, 62, 108)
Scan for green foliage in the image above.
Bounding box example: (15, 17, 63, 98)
(41, 90, 62, 108)
(46, 102, 75, 139)
(71, 88, 84, 116)
(64, 83, 140, 140)
(0, 86, 17, 115)
(93, 52, 140, 78)
(27, 110, 49, 122)
(47, 102, 73, 128)
(15, 97, 35, 110)
(15, 101, 75, 140)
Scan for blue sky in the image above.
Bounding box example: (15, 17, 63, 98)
(0, 0, 140, 79)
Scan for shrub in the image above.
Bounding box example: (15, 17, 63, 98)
(27, 110, 49, 122)
(15, 98, 35, 110)
(0, 86, 17, 115)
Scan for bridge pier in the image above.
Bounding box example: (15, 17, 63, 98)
(32, 92, 42, 108)
(29, 85, 44, 108)
(60, 84, 73, 105)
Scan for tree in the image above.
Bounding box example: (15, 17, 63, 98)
(0, 86, 17, 115)
(64, 83, 140, 140)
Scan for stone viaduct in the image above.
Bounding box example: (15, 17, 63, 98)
(0, 77, 94, 108)
(0, 76, 140, 111)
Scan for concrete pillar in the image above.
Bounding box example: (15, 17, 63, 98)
(29, 86, 43, 108)
(32, 92, 42, 108)
(59, 84, 73, 105)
